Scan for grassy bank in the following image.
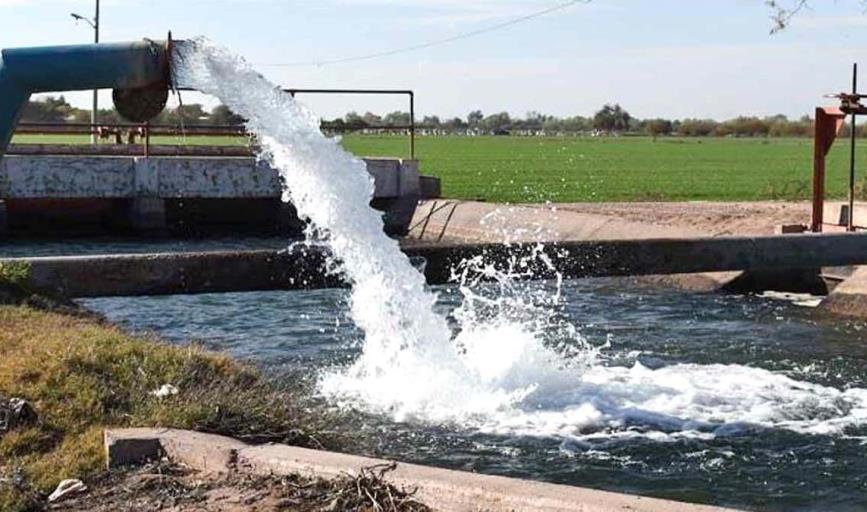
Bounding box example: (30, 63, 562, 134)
(0, 281, 333, 510)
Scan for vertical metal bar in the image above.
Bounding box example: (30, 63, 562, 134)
(409, 91, 415, 160)
(813, 108, 828, 232)
(90, 0, 100, 145)
(850, 63, 858, 232)
(144, 121, 150, 158)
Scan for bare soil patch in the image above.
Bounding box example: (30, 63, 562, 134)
(50, 460, 430, 512)
(548, 201, 820, 236)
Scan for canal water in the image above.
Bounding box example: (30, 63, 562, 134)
(71, 277, 867, 511)
(4, 38, 865, 511)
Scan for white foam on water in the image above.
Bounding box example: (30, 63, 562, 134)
(174, 38, 867, 443)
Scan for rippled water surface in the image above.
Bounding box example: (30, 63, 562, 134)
(82, 280, 867, 511)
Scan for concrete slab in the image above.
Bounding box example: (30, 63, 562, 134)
(820, 265, 867, 318)
(104, 428, 737, 512)
(105, 428, 247, 474)
(14, 233, 867, 297)
(0, 155, 428, 200)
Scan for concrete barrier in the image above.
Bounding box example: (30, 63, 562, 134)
(104, 428, 737, 512)
(820, 266, 867, 318)
(0, 155, 425, 199)
(0, 155, 440, 236)
(8, 233, 867, 297)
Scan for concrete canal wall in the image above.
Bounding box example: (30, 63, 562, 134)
(105, 428, 736, 512)
(0, 155, 438, 236)
(9, 232, 867, 298)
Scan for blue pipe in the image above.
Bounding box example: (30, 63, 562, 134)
(0, 40, 170, 156)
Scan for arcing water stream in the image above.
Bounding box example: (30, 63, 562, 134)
(173, 37, 867, 473)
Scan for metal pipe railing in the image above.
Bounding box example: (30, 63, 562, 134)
(283, 88, 416, 159)
(16, 89, 418, 158)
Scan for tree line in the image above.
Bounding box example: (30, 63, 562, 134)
(20, 96, 244, 127)
(19, 95, 866, 138)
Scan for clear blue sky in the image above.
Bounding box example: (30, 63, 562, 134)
(3, 0, 867, 120)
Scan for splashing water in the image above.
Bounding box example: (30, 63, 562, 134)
(174, 39, 867, 443)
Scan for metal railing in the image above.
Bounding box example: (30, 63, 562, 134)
(15, 88, 417, 159)
(14, 122, 246, 157)
(283, 88, 415, 159)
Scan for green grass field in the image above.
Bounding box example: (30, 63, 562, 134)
(343, 135, 867, 203)
(12, 134, 866, 203)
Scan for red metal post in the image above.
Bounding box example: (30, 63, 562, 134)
(812, 107, 847, 232)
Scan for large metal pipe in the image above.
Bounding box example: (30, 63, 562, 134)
(6, 232, 867, 298)
(0, 39, 170, 155)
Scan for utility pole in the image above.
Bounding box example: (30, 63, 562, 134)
(92, 0, 99, 145)
(72, 0, 100, 144)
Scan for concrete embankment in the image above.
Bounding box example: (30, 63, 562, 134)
(407, 199, 867, 309)
(821, 266, 867, 318)
(105, 428, 737, 512)
(9, 232, 867, 297)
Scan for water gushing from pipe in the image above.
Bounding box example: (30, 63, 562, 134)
(174, 38, 867, 442)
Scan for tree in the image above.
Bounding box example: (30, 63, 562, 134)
(96, 107, 123, 125)
(678, 119, 718, 137)
(593, 104, 631, 133)
(523, 111, 547, 131)
(151, 104, 209, 125)
(645, 118, 673, 139)
(344, 111, 367, 129)
(383, 111, 411, 127)
(483, 112, 512, 134)
(362, 112, 383, 127)
(210, 105, 245, 126)
(467, 110, 484, 128)
(442, 117, 468, 132)
(20, 96, 79, 123)
(176, 104, 209, 125)
(421, 115, 441, 128)
(562, 116, 590, 133)
(766, 0, 867, 32)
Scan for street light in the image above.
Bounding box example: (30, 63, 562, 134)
(71, 0, 99, 144)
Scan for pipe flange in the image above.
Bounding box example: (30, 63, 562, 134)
(112, 84, 169, 123)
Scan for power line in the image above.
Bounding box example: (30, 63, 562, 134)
(258, 0, 588, 68)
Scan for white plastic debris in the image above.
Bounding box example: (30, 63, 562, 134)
(151, 384, 179, 398)
(48, 479, 86, 502)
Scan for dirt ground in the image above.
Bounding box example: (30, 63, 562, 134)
(549, 201, 822, 236)
(49, 461, 429, 512)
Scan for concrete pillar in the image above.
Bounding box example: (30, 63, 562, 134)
(377, 196, 420, 237)
(398, 159, 421, 196)
(420, 176, 442, 199)
(130, 157, 166, 235)
(129, 198, 167, 235)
